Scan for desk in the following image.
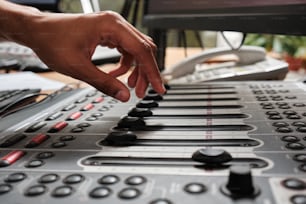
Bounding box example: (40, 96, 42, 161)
(39, 47, 305, 87)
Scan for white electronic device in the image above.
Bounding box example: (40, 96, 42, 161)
(163, 46, 288, 84)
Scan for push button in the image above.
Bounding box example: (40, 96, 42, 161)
(0, 134, 26, 147)
(0, 183, 12, 195)
(184, 183, 207, 194)
(63, 174, 84, 184)
(282, 178, 306, 190)
(118, 187, 141, 199)
(52, 186, 74, 197)
(24, 185, 47, 196)
(0, 150, 26, 167)
(39, 174, 59, 184)
(5, 172, 27, 183)
(125, 176, 146, 185)
(89, 186, 112, 198)
(98, 175, 120, 185)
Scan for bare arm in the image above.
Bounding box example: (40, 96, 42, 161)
(0, 0, 165, 102)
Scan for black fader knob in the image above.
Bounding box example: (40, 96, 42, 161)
(103, 132, 137, 146)
(117, 116, 146, 129)
(192, 148, 232, 165)
(136, 100, 159, 108)
(128, 108, 153, 117)
(221, 165, 260, 198)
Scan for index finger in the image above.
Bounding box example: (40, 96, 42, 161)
(115, 24, 166, 95)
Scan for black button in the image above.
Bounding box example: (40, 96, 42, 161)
(296, 127, 306, 133)
(287, 115, 302, 120)
(265, 111, 280, 116)
(71, 127, 85, 133)
(0, 183, 12, 195)
(89, 186, 112, 198)
(125, 176, 147, 185)
(77, 123, 91, 128)
(281, 136, 300, 143)
(24, 185, 47, 196)
(36, 152, 54, 159)
(283, 110, 298, 115)
(98, 175, 120, 185)
(282, 178, 306, 190)
(279, 105, 291, 109)
(86, 117, 97, 121)
(292, 122, 306, 127)
(299, 164, 306, 172)
(293, 154, 306, 162)
(63, 174, 84, 184)
(290, 194, 306, 204)
(0, 134, 26, 147)
(91, 113, 103, 117)
(184, 183, 207, 194)
(269, 115, 283, 120)
(5, 172, 26, 183)
(51, 141, 66, 148)
(286, 143, 305, 150)
(276, 127, 293, 133)
(52, 186, 74, 197)
(150, 199, 173, 204)
(39, 174, 59, 184)
(293, 103, 305, 107)
(60, 135, 76, 141)
(272, 122, 289, 127)
(118, 188, 141, 199)
(25, 160, 44, 168)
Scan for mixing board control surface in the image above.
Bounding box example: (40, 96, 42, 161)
(0, 81, 305, 204)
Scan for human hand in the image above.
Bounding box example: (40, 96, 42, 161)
(23, 11, 166, 102)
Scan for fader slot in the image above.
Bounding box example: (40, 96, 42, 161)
(144, 93, 239, 101)
(81, 156, 268, 169)
(115, 116, 253, 131)
(136, 100, 243, 108)
(128, 107, 248, 118)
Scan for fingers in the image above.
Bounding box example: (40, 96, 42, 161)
(65, 54, 131, 102)
(113, 23, 166, 96)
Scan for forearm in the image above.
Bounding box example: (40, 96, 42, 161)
(0, 0, 42, 45)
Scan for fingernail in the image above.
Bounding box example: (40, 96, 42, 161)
(115, 90, 129, 102)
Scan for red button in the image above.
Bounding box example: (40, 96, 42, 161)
(48, 121, 68, 133)
(81, 103, 94, 111)
(25, 134, 50, 148)
(93, 97, 104, 103)
(0, 150, 26, 167)
(66, 112, 83, 121)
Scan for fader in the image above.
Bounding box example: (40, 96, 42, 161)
(0, 81, 305, 204)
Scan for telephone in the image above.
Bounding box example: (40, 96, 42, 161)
(163, 46, 288, 84)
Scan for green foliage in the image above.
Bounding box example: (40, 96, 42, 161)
(245, 34, 306, 57)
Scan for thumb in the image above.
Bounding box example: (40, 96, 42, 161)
(69, 57, 131, 102)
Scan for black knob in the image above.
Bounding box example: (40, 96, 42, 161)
(128, 108, 153, 117)
(143, 94, 163, 101)
(192, 148, 232, 165)
(221, 165, 260, 198)
(117, 116, 146, 129)
(136, 100, 159, 108)
(103, 132, 137, 146)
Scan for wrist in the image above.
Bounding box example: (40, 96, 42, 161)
(0, 0, 43, 45)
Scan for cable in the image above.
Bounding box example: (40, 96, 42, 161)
(221, 31, 247, 50)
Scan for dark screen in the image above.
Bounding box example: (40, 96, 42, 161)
(143, 0, 306, 35)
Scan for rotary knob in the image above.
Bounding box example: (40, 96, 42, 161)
(221, 165, 260, 198)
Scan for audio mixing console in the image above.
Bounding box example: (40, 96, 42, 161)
(0, 81, 305, 204)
